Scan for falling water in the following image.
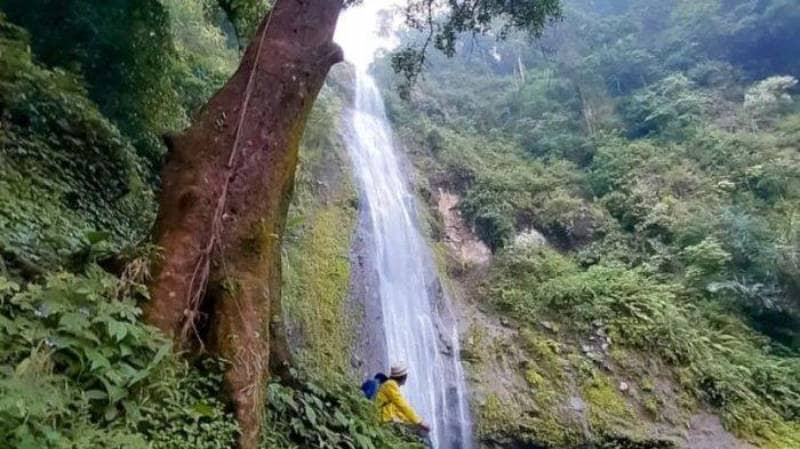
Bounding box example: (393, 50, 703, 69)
(335, 5, 473, 449)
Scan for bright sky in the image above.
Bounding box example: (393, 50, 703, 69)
(334, 0, 404, 70)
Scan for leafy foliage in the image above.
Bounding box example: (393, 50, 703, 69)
(0, 262, 408, 449)
(2, 0, 239, 175)
(488, 247, 800, 446)
(0, 268, 240, 449)
(262, 375, 423, 449)
(0, 15, 154, 268)
(391, 0, 562, 89)
(166, 0, 240, 114)
(216, 0, 270, 46)
(2, 0, 180, 169)
(380, 0, 800, 446)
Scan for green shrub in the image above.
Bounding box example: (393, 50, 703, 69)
(681, 237, 731, 287)
(262, 374, 423, 449)
(0, 15, 154, 267)
(474, 209, 515, 251)
(138, 359, 239, 449)
(0, 270, 170, 418)
(2, 0, 181, 169)
(487, 245, 577, 312)
(488, 252, 800, 445)
(0, 269, 242, 449)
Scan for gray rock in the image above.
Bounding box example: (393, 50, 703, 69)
(569, 396, 586, 412)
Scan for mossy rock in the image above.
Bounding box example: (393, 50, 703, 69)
(582, 371, 637, 434)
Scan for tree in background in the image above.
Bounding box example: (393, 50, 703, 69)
(3, 0, 180, 174)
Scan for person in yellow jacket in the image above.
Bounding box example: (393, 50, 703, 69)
(375, 362, 431, 434)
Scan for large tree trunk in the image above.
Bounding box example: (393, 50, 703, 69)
(144, 0, 343, 447)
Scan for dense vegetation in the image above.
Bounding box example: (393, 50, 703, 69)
(377, 0, 800, 447)
(3, 0, 800, 447)
(0, 4, 415, 449)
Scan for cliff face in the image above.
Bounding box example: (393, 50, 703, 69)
(431, 189, 756, 449)
(379, 105, 783, 448)
(280, 62, 395, 383)
(281, 63, 364, 378)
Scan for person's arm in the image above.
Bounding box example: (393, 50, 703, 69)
(386, 382, 422, 424)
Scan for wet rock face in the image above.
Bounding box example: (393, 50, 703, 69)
(348, 202, 388, 375)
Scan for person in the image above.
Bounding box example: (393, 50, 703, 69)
(375, 362, 431, 435)
(360, 372, 388, 400)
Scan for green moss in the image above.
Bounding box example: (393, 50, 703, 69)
(281, 91, 358, 379)
(582, 371, 637, 435)
(471, 327, 581, 447)
(520, 329, 564, 379)
(640, 376, 655, 393)
(460, 324, 485, 363)
(524, 368, 544, 388)
(761, 422, 800, 449)
(477, 391, 578, 448)
(283, 202, 356, 376)
(722, 401, 800, 449)
(476, 393, 515, 438)
(642, 396, 660, 418)
(526, 416, 580, 448)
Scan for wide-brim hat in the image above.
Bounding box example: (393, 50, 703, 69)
(390, 362, 408, 378)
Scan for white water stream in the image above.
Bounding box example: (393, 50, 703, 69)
(336, 5, 473, 449)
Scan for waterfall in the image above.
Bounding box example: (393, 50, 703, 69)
(335, 5, 473, 449)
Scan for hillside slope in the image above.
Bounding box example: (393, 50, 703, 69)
(373, 0, 800, 448)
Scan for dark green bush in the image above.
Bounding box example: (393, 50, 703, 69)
(0, 15, 154, 267)
(262, 374, 423, 449)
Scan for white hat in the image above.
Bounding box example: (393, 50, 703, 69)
(390, 362, 408, 378)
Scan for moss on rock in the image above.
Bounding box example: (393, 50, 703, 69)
(281, 90, 359, 379)
(581, 370, 637, 435)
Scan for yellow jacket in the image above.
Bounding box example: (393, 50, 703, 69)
(375, 379, 422, 425)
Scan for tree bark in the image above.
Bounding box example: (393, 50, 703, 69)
(144, 0, 343, 447)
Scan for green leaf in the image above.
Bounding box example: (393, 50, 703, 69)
(59, 312, 88, 334)
(86, 348, 111, 371)
(106, 320, 128, 342)
(304, 403, 318, 426)
(85, 389, 108, 400)
(85, 230, 111, 245)
(104, 405, 119, 421)
(191, 402, 216, 418)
